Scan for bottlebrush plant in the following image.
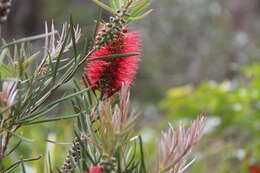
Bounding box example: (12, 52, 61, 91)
(0, 0, 206, 172)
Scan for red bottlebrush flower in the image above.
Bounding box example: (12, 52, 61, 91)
(84, 27, 142, 95)
(250, 165, 260, 173)
(87, 166, 104, 173)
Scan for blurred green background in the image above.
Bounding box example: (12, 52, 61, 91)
(2, 0, 260, 172)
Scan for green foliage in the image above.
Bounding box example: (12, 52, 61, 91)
(90, 0, 153, 21)
(160, 63, 260, 172)
(161, 63, 260, 132)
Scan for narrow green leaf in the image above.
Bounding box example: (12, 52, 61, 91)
(6, 140, 22, 156)
(83, 37, 90, 56)
(0, 48, 8, 63)
(78, 113, 88, 133)
(131, 0, 151, 17)
(70, 15, 78, 63)
(45, 139, 71, 145)
(130, 9, 153, 21)
(108, 0, 116, 9)
(93, 8, 102, 43)
(87, 53, 140, 62)
(8, 131, 34, 143)
(47, 151, 53, 173)
(73, 79, 81, 91)
(21, 159, 26, 173)
(53, 26, 71, 83)
(21, 85, 90, 123)
(24, 112, 83, 125)
(40, 87, 90, 114)
(116, 148, 122, 173)
(91, 0, 115, 14)
(115, 0, 120, 9)
(0, 31, 57, 51)
(123, 0, 127, 6)
(131, 0, 149, 8)
(139, 136, 146, 173)
(17, 102, 59, 124)
(3, 155, 42, 173)
(4, 164, 19, 173)
(21, 51, 40, 70)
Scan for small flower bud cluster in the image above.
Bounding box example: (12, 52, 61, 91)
(60, 138, 81, 173)
(0, 0, 12, 23)
(94, 9, 130, 50)
(87, 166, 104, 173)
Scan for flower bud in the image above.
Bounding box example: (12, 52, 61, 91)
(88, 166, 104, 173)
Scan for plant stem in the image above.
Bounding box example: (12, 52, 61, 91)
(0, 124, 20, 169)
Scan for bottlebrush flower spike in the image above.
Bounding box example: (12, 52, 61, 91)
(83, 27, 142, 95)
(87, 166, 104, 173)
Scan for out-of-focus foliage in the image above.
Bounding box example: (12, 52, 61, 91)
(0, 0, 157, 172)
(134, 0, 260, 103)
(160, 63, 260, 173)
(12, 120, 74, 172)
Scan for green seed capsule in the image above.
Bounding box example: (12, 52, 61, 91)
(120, 19, 126, 24)
(110, 17, 114, 22)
